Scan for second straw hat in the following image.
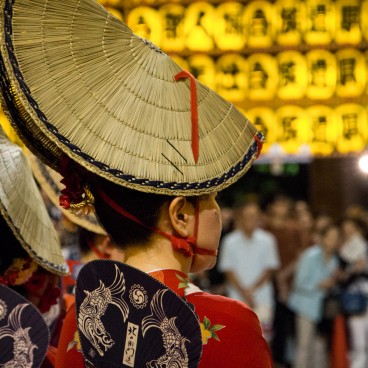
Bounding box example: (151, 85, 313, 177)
(0, 127, 68, 275)
(0, 0, 263, 196)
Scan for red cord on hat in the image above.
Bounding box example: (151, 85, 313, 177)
(253, 134, 263, 158)
(174, 71, 199, 163)
(95, 187, 217, 258)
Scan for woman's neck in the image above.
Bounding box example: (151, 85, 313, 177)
(122, 239, 192, 274)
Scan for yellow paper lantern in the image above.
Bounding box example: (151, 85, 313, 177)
(216, 54, 248, 102)
(214, 2, 246, 51)
(307, 105, 337, 155)
(362, 1, 368, 42)
(276, 105, 310, 154)
(105, 6, 124, 20)
(274, 0, 306, 46)
(335, 104, 368, 153)
(245, 1, 274, 48)
(248, 53, 278, 101)
(277, 51, 307, 100)
(127, 7, 162, 46)
(170, 55, 189, 72)
(184, 2, 215, 52)
(187, 55, 216, 90)
(304, 0, 336, 45)
(159, 4, 185, 52)
(245, 107, 276, 153)
(306, 49, 336, 100)
(336, 49, 366, 98)
(98, 0, 121, 7)
(335, 0, 362, 45)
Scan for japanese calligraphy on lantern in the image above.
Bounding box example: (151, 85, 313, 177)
(305, 0, 335, 45)
(248, 54, 278, 100)
(335, 104, 368, 153)
(335, 0, 361, 45)
(214, 2, 246, 51)
(276, 106, 311, 153)
(245, 107, 276, 153)
(307, 105, 337, 155)
(277, 52, 308, 100)
(216, 54, 248, 102)
(336, 49, 366, 98)
(246, 1, 274, 48)
(187, 55, 216, 90)
(160, 4, 185, 52)
(306, 50, 336, 100)
(274, 0, 305, 46)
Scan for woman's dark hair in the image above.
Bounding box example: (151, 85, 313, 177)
(88, 175, 173, 249)
(0, 214, 28, 273)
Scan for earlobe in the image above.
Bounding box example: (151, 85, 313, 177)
(168, 197, 192, 238)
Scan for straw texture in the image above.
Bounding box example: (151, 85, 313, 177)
(27, 151, 106, 235)
(0, 0, 263, 196)
(0, 127, 68, 275)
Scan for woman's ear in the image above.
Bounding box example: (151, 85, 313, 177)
(168, 197, 193, 238)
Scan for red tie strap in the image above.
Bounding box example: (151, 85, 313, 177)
(174, 70, 199, 163)
(95, 187, 217, 258)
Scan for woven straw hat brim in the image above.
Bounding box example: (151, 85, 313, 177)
(0, 127, 68, 275)
(27, 152, 107, 235)
(0, 0, 263, 196)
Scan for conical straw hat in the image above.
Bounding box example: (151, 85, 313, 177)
(0, 127, 68, 275)
(27, 152, 106, 235)
(0, 0, 263, 196)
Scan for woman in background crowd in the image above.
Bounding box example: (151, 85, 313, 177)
(339, 217, 368, 368)
(289, 224, 340, 368)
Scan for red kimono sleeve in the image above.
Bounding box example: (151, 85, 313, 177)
(55, 303, 85, 368)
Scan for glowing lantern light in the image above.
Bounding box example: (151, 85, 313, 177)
(335, 104, 368, 153)
(127, 7, 162, 46)
(187, 55, 216, 90)
(362, 1, 368, 42)
(276, 105, 310, 154)
(306, 49, 336, 100)
(274, 0, 306, 46)
(170, 55, 189, 71)
(160, 4, 185, 52)
(245, 1, 274, 48)
(248, 53, 278, 100)
(184, 2, 215, 51)
(305, 0, 335, 45)
(307, 105, 337, 155)
(245, 107, 276, 153)
(336, 49, 366, 98)
(214, 2, 246, 51)
(216, 54, 247, 102)
(335, 0, 362, 45)
(277, 51, 307, 100)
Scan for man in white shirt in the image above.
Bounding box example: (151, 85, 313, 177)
(219, 200, 280, 341)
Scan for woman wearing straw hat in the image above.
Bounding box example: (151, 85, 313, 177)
(0, 0, 273, 366)
(0, 127, 69, 366)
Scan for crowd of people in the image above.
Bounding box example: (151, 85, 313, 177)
(190, 195, 368, 368)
